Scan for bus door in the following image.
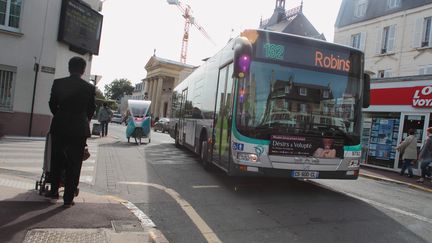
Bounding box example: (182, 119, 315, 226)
(212, 63, 234, 169)
(178, 88, 188, 145)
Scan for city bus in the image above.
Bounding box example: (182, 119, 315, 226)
(170, 29, 370, 179)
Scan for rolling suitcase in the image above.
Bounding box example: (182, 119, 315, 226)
(35, 133, 51, 195)
(92, 123, 101, 136)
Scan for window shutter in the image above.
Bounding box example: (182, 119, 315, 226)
(412, 18, 422, 48)
(349, 35, 354, 47)
(384, 70, 392, 78)
(360, 32, 367, 52)
(387, 25, 396, 52)
(428, 20, 432, 47)
(375, 27, 383, 54)
(419, 67, 425, 75)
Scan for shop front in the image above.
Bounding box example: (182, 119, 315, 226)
(361, 75, 432, 175)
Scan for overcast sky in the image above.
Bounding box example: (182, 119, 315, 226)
(91, 0, 342, 90)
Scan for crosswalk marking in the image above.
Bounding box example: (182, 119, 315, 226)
(0, 177, 34, 190)
(0, 138, 98, 185)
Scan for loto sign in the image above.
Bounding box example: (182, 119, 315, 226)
(412, 86, 432, 108)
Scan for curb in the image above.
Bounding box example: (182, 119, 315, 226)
(104, 195, 169, 243)
(1, 135, 46, 141)
(359, 173, 432, 193)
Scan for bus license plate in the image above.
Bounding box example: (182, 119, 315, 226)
(292, 171, 319, 179)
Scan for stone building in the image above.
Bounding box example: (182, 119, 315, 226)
(0, 0, 103, 137)
(334, 0, 432, 174)
(143, 55, 195, 119)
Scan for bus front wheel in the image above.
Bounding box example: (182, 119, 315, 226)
(175, 127, 181, 148)
(200, 140, 212, 170)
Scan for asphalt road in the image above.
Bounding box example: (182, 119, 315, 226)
(95, 123, 432, 243)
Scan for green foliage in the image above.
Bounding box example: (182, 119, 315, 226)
(104, 78, 134, 101)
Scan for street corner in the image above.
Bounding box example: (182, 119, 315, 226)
(102, 195, 169, 243)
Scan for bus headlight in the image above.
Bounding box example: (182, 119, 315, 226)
(237, 153, 258, 163)
(348, 159, 360, 168)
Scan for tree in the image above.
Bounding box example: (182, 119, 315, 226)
(104, 78, 134, 101)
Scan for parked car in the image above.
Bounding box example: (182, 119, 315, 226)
(153, 117, 170, 133)
(111, 113, 123, 124)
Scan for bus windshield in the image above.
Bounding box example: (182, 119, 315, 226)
(235, 61, 362, 145)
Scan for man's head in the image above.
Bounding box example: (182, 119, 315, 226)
(427, 127, 432, 135)
(408, 128, 415, 135)
(68, 56, 86, 75)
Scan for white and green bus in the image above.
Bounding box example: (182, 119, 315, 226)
(170, 29, 370, 179)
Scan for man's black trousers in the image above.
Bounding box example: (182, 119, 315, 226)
(50, 135, 86, 203)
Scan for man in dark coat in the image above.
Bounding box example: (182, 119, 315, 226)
(48, 56, 95, 207)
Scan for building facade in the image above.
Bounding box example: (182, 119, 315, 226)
(131, 82, 146, 100)
(334, 0, 432, 174)
(143, 56, 195, 119)
(0, 0, 103, 137)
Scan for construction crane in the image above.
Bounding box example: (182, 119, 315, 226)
(167, 0, 215, 63)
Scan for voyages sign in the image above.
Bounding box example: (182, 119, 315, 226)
(371, 85, 432, 108)
(412, 86, 432, 107)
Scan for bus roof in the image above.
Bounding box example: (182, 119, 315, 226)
(244, 29, 364, 55)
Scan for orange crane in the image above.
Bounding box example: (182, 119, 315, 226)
(167, 0, 215, 63)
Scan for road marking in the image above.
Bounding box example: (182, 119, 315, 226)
(79, 176, 94, 184)
(192, 185, 220, 189)
(119, 181, 222, 243)
(0, 177, 34, 190)
(106, 195, 156, 228)
(344, 191, 432, 224)
(310, 181, 432, 225)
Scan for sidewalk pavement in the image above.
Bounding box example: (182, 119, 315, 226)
(0, 173, 168, 243)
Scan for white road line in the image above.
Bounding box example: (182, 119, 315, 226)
(192, 185, 220, 189)
(79, 176, 94, 184)
(119, 181, 222, 243)
(0, 166, 94, 173)
(310, 181, 432, 225)
(0, 178, 35, 190)
(0, 159, 44, 164)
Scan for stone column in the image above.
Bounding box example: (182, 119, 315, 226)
(150, 78, 158, 115)
(155, 77, 164, 118)
(144, 79, 150, 99)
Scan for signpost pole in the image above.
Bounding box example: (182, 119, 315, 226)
(28, 62, 39, 137)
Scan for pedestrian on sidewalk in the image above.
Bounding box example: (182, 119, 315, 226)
(396, 128, 417, 178)
(97, 102, 113, 137)
(417, 127, 432, 183)
(48, 56, 96, 207)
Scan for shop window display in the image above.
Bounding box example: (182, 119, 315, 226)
(362, 113, 400, 168)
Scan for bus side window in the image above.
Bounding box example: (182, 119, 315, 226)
(192, 107, 203, 119)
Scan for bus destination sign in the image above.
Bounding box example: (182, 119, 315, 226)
(256, 39, 361, 76)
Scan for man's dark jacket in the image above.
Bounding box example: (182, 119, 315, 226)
(49, 75, 96, 137)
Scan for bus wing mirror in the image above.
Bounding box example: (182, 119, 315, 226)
(233, 37, 252, 78)
(362, 73, 370, 108)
